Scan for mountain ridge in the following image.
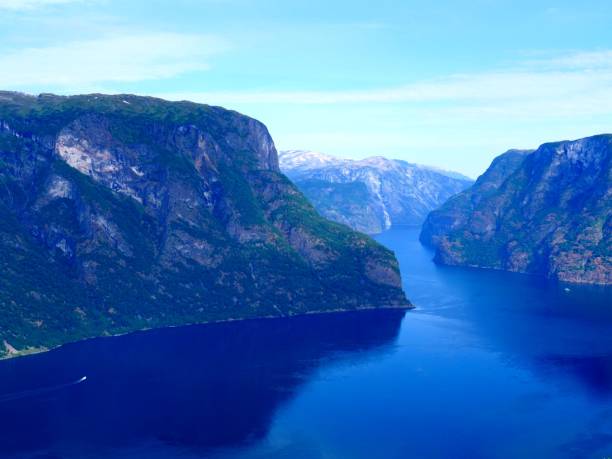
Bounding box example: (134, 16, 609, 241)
(280, 149, 473, 181)
(279, 150, 473, 234)
(0, 92, 410, 358)
(420, 135, 611, 285)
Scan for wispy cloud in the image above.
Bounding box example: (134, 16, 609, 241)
(527, 50, 612, 69)
(0, 0, 82, 10)
(159, 50, 612, 120)
(0, 33, 228, 89)
(161, 71, 612, 104)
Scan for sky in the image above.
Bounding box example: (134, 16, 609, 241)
(1, 0, 612, 177)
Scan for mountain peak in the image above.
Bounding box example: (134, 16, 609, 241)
(279, 149, 473, 234)
(278, 150, 340, 171)
(0, 93, 410, 357)
(421, 134, 611, 285)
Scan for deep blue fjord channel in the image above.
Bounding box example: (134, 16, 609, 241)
(1, 227, 611, 459)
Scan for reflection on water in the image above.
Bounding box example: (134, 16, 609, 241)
(0, 310, 404, 458)
(1, 227, 611, 459)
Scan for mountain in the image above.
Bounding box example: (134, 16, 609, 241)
(421, 135, 612, 285)
(279, 150, 473, 234)
(0, 92, 410, 358)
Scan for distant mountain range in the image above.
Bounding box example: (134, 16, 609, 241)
(279, 150, 473, 234)
(421, 135, 611, 285)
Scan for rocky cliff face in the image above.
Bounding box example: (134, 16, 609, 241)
(0, 92, 409, 357)
(421, 135, 611, 285)
(279, 150, 473, 234)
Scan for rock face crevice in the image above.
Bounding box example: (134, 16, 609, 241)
(0, 92, 410, 357)
(420, 136, 611, 285)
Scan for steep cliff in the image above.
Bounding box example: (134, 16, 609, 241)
(0, 92, 410, 357)
(279, 150, 473, 234)
(421, 135, 611, 285)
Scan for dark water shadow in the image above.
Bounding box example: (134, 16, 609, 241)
(0, 310, 405, 458)
(378, 228, 612, 458)
(435, 266, 612, 400)
(380, 228, 612, 400)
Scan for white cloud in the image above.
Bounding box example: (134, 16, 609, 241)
(161, 70, 612, 104)
(0, 33, 228, 88)
(528, 50, 612, 69)
(158, 50, 612, 120)
(0, 0, 81, 10)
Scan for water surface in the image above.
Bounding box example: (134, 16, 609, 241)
(1, 227, 611, 458)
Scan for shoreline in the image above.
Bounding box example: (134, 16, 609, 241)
(430, 257, 612, 287)
(0, 303, 414, 362)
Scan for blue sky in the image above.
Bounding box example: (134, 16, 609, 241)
(1, 0, 611, 176)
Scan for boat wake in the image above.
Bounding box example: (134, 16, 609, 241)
(0, 376, 87, 403)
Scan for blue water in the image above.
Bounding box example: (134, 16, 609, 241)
(1, 227, 611, 459)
